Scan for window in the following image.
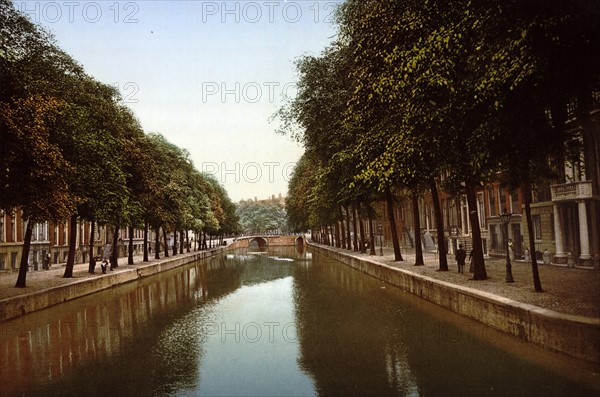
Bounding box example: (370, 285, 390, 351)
(532, 182, 552, 203)
(10, 213, 15, 242)
(490, 225, 498, 251)
(533, 215, 542, 240)
(477, 193, 486, 229)
(511, 191, 520, 214)
(0, 212, 4, 242)
(488, 187, 497, 216)
(461, 196, 468, 234)
(499, 188, 507, 214)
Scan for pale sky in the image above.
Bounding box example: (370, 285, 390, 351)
(16, 0, 340, 201)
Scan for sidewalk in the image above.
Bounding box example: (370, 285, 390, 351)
(0, 251, 195, 301)
(1, 244, 598, 319)
(324, 245, 600, 319)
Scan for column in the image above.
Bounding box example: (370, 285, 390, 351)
(578, 200, 591, 262)
(553, 204, 567, 263)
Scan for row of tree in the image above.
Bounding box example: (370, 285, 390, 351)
(278, 0, 600, 291)
(0, 0, 239, 287)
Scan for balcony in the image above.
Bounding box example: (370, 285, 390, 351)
(551, 181, 593, 202)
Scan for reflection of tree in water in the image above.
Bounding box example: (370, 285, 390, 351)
(0, 255, 244, 397)
(293, 252, 598, 397)
(293, 251, 416, 396)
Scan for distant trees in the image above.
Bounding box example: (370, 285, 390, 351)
(236, 197, 287, 235)
(0, 0, 239, 287)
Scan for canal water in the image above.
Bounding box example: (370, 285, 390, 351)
(0, 247, 598, 396)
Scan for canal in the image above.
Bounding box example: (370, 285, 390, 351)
(0, 247, 598, 396)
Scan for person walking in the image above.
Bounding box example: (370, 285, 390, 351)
(456, 244, 467, 273)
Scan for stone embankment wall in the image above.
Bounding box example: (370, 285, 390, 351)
(309, 242, 600, 364)
(0, 247, 232, 322)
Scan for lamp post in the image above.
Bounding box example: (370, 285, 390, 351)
(499, 209, 514, 283)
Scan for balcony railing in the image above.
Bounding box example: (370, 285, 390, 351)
(551, 181, 593, 202)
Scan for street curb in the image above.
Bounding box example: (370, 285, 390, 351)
(308, 242, 600, 364)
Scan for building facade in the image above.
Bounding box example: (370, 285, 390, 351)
(379, 95, 599, 269)
(0, 213, 147, 272)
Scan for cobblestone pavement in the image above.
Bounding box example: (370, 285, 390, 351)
(1, 245, 599, 318)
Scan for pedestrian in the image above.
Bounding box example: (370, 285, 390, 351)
(456, 244, 466, 273)
(43, 254, 50, 270)
(101, 258, 108, 274)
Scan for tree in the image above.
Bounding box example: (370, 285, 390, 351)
(0, 97, 75, 287)
(1, 0, 83, 286)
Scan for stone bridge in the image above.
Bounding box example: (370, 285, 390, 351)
(231, 235, 306, 249)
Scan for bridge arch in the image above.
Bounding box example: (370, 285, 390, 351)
(295, 236, 305, 254)
(248, 237, 268, 248)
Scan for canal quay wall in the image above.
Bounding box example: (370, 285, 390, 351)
(308, 242, 600, 364)
(0, 246, 235, 323)
(0, 236, 302, 322)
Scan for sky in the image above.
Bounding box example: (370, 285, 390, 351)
(14, 0, 341, 201)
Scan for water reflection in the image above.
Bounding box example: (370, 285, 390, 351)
(0, 247, 597, 397)
(293, 250, 599, 396)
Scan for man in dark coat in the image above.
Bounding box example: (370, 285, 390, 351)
(456, 244, 466, 273)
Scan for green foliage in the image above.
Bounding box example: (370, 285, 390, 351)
(236, 197, 287, 234)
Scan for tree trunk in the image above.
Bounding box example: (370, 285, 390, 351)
(385, 188, 404, 261)
(334, 221, 341, 248)
(345, 205, 352, 250)
(466, 181, 487, 280)
(430, 179, 448, 271)
(523, 181, 543, 292)
(202, 232, 207, 250)
(357, 202, 366, 253)
(352, 204, 359, 251)
(63, 214, 78, 278)
(172, 230, 178, 256)
(143, 220, 149, 262)
(128, 225, 134, 264)
(368, 209, 376, 255)
(180, 230, 185, 254)
(88, 220, 96, 272)
(14, 219, 34, 288)
(186, 230, 191, 253)
(154, 226, 161, 259)
(412, 191, 424, 265)
(111, 224, 119, 270)
(163, 230, 169, 257)
(340, 208, 347, 249)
